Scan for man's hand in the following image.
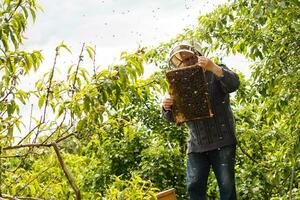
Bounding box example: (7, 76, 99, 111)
(162, 96, 174, 111)
(197, 56, 224, 78)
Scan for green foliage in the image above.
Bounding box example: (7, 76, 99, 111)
(0, 0, 43, 147)
(137, 138, 187, 199)
(1, 0, 299, 200)
(104, 174, 158, 200)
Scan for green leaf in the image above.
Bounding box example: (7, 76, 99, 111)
(126, 65, 137, 81)
(10, 32, 19, 49)
(119, 66, 127, 85)
(79, 67, 89, 81)
(29, 8, 36, 22)
(57, 105, 65, 118)
(85, 46, 95, 60)
(24, 53, 33, 71)
(50, 102, 56, 112)
(128, 59, 144, 76)
(21, 5, 29, 18)
(1, 32, 9, 51)
(56, 42, 72, 54)
(16, 90, 29, 104)
(67, 64, 75, 75)
(7, 102, 15, 116)
(38, 94, 46, 109)
(83, 96, 91, 111)
(7, 126, 14, 142)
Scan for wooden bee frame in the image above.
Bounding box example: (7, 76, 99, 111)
(166, 64, 213, 125)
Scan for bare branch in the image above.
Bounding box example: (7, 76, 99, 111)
(29, 104, 33, 131)
(41, 110, 68, 144)
(93, 45, 97, 77)
(52, 142, 81, 200)
(237, 143, 258, 163)
(2, 138, 79, 200)
(55, 132, 76, 144)
(3, 132, 76, 151)
(0, 87, 14, 102)
(42, 48, 59, 124)
(3, 143, 51, 151)
(0, 152, 41, 159)
(31, 48, 60, 144)
(0, 154, 23, 159)
(17, 124, 41, 145)
(0, 194, 43, 200)
(71, 43, 85, 97)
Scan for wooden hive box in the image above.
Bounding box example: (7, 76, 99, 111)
(156, 188, 176, 200)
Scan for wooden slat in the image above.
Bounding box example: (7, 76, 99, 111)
(157, 188, 176, 200)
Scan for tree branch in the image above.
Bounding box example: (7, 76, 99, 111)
(1, 135, 79, 200)
(41, 110, 68, 144)
(71, 43, 85, 97)
(7, 0, 23, 21)
(29, 104, 33, 131)
(0, 194, 43, 200)
(3, 132, 76, 151)
(55, 132, 76, 144)
(3, 143, 51, 150)
(17, 124, 41, 145)
(52, 142, 81, 200)
(237, 143, 258, 163)
(93, 45, 97, 78)
(0, 152, 41, 159)
(42, 48, 59, 124)
(0, 87, 14, 102)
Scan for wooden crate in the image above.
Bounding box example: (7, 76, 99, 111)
(156, 188, 176, 200)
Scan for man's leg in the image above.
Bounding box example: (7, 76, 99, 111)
(209, 145, 237, 200)
(187, 152, 211, 200)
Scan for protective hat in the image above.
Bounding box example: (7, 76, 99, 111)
(168, 44, 202, 68)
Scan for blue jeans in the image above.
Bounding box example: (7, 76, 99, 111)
(187, 145, 237, 200)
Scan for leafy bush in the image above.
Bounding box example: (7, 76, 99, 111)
(103, 174, 158, 200)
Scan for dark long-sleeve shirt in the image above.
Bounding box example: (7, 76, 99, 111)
(162, 64, 240, 153)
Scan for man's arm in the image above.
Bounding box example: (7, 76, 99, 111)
(161, 97, 175, 122)
(216, 64, 240, 93)
(198, 57, 240, 93)
(162, 107, 175, 122)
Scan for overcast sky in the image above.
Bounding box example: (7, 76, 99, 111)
(25, 0, 226, 51)
(23, 0, 250, 77)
